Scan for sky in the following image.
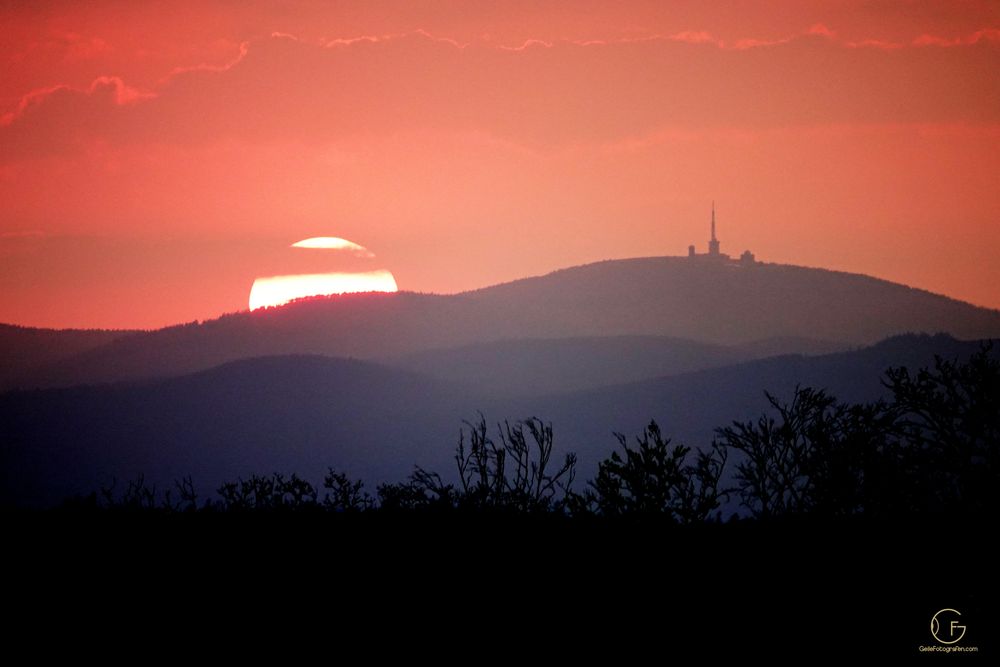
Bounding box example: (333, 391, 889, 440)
(1, 0, 999, 329)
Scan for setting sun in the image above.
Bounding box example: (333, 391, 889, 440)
(290, 237, 375, 256)
(2, 4, 997, 635)
(249, 270, 398, 310)
(248, 237, 398, 310)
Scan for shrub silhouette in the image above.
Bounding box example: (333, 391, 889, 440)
(375, 472, 455, 512)
(885, 343, 999, 515)
(587, 421, 727, 522)
(451, 415, 576, 512)
(714, 343, 998, 519)
(216, 473, 318, 512)
(99, 474, 159, 511)
(323, 468, 373, 512)
(717, 387, 839, 518)
(800, 401, 901, 518)
(162, 476, 199, 513)
(717, 388, 904, 518)
(371, 415, 578, 513)
(68, 344, 998, 521)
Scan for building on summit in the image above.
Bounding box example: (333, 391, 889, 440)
(687, 202, 755, 264)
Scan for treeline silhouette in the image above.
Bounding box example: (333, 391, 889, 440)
(76, 345, 998, 520)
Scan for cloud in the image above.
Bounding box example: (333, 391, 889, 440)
(846, 39, 903, 50)
(0, 76, 156, 161)
(160, 41, 249, 81)
(668, 31, 719, 46)
(730, 37, 792, 50)
(1, 76, 152, 127)
(913, 28, 1000, 47)
(291, 237, 376, 257)
(499, 38, 553, 51)
(1, 28, 998, 161)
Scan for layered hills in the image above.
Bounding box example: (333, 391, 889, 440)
(4, 257, 999, 390)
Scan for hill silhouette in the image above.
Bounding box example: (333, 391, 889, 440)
(0, 324, 135, 389)
(387, 335, 850, 397)
(516, 333, 989, 461)
(4, 257, 999, 390)
(1, 332, 987, 508)
(0, 356, 467, 507)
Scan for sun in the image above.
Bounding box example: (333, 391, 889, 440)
(249, 237, 398, 311)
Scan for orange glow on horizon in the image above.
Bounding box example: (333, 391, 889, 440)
(1, 2, 998, 329)
(248, 270, 399, 311)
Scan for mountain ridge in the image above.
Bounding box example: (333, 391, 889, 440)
(4, 256, 999, 390)
(384, 334, 851, 397)
(1, 332, 989, 507)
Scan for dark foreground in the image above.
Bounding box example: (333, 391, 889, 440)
(6, 512, 992, 658)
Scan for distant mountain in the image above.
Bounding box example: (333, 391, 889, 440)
(385, 335, 849, 397)
(0, 356, 470, 507)
(5, 257, 999, 389)
(465, 258, 1000, 344)
(518, 334, 991, 461)
(0, 324, 135, 389)
(1, 333, 989, 507)
(727, 336, 852, 359)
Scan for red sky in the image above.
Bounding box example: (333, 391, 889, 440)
(2, 1, 999, 329)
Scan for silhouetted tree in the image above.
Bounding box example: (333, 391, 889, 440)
(675, 439, 730, 523)
(95, 475, 201, 512)
(588, 421, 727, 522)
(100, 475, 158, 511)
(717, 387, 837, 518)
(375, 476, 455, 512)
(162, 476, 199, 513)
(800, 399, 911, 518)
(217, 473, 318, 511)
(69, 346, 999, 522)
(453, 415, 577, 512)
(885, 343, 1000, 515)
(323, 468, 373, 512)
